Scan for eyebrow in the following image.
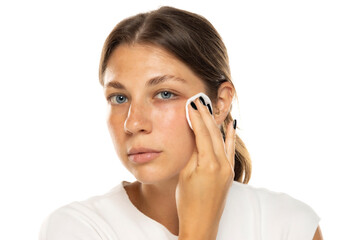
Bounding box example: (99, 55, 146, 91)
(105, 74, 187, 89)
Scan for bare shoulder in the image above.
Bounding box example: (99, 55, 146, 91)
(313, 226, 323, 240)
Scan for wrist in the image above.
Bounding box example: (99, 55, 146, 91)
(178, 230, 217, 240)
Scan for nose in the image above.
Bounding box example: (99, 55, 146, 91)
(124, 100, 152, 135)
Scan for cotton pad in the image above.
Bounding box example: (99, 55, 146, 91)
(185, 92, 213, 130)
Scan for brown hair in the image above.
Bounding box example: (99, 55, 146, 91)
(98, 6, 252, 183)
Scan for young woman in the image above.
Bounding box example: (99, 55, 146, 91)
(39, 6, 322, 240)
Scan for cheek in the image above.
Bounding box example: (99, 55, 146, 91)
(154, 102, 189, 133)
(153, 102, 195, 152)
(106, 108, 125, 139)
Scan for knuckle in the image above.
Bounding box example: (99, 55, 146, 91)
(202, 129, 211, 138)
(207, 162, 221, 172)
(196, 126, 211, 139)
(198, 151, 208, 160)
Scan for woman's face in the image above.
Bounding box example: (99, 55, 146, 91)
(103, 44, 208, 184)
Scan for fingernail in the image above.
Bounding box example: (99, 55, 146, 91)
(206, 104, 213, 115)
(233, 119, 237, 129)
(190, 101, 197, 110)
(199, 96, 206, 106)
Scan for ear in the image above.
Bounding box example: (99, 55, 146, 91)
(213, 82, 235, 127)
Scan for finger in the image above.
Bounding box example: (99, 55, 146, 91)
(194, 98, 227, 163)
(225, 119, 236, 171)
(188, 99, 217, 167)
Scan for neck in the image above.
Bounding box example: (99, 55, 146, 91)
(128, 175, 180, 236)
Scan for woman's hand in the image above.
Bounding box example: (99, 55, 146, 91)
(176, 97, 236, 240)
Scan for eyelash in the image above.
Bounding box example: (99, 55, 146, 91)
(106, 90, 178, 105)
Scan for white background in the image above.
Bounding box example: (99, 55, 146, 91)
(0, 0, 359, 239)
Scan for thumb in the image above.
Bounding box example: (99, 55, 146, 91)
(179, 147, 198, 179)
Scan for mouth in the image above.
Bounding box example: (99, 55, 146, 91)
(127, 147, 161, 155)
(128, 152, 161, 164)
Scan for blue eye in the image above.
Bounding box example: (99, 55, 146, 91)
(108, 95, 127, 104)
(156, 91, 176, 100)
(107, 91, 177, 105)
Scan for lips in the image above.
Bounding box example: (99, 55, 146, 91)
(127, 147, 161, 156)
(128, 152, 161, 164)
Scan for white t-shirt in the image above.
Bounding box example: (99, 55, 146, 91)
(39, 180, 321, 240)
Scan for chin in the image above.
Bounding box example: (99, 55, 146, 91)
(131, 169, 181, 185)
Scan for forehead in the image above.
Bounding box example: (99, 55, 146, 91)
(103, 44, 199, 87)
